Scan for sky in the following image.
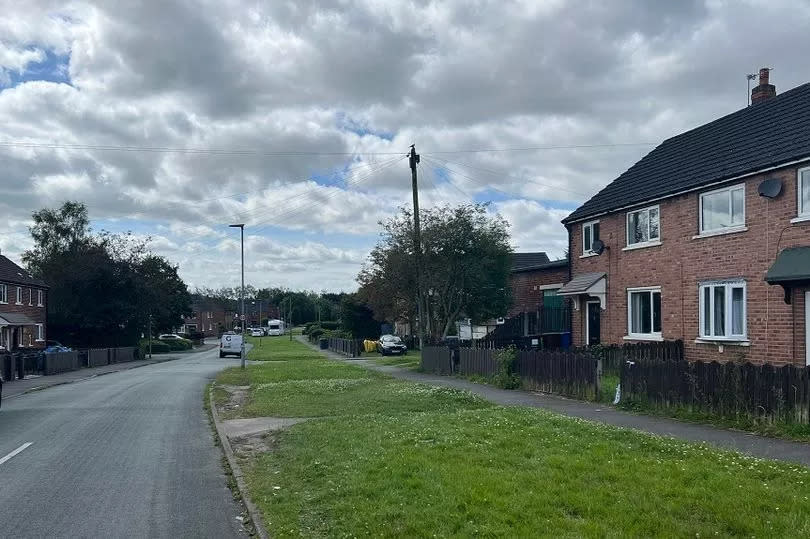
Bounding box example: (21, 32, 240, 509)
(2, 0, 810, 292)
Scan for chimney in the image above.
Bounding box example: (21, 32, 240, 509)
(751, 67, 776, 104)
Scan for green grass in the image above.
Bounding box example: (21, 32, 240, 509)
(245, 336, 325, 361)
(216, 338, 810, 537)
(371, 350, 421, 370)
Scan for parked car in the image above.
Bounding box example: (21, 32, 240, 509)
(377, 334, 407, 356)
(159, 334, 185, 340)
(44, 341, 72, 353)
(250, 328, 264, 337)
(220, 332, 243, 358)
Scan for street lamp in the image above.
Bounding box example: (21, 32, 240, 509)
(229, 223, 246, 369)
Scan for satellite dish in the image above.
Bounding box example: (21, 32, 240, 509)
(591, 239, 605, 255)
(758, 178, 782, 198)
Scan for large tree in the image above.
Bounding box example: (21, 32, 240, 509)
(359, 203, 512, 340)
(23, 202, 191, 346)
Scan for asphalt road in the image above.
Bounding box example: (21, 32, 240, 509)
(0, 345, 246, 538)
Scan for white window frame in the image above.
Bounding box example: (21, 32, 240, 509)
(36, 324, 44, 342)
(626, 286, 662, 340)
(28, 288, 33, 306)
(699, 183, 745, 234)
(798, 166, 810, 218)
(626, 205, 661, 248)
(37, 289, 44, 307)
(581, 220, 600, 256)
(698, 280, 747, 341)
(16, 286, 22, 305)
(0, 283, 7, 304)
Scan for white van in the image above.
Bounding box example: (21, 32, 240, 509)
(219, 332, 243, 358)
(266, 319, 285, 336)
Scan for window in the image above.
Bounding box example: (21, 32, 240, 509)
(582, 220, 600, 255)
(16, 287, 22, 305)
(29, 288, 33, 306)
(626, 206, 660, 246)
(37, 289, 44, 307)
(627, 287, 662, 338)
(0, 284, 7, 304)
(699, 280, 746, 340)
(700, 184, 745, 233)
(799, 167, 810, 217)
(36, 324, 44, 341)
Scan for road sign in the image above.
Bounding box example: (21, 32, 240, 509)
(240, 314, 246, 321)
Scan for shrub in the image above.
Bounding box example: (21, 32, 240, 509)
(319, 321, 339, 330)
(160, 338, 193, 351)
(309, 328, 326, 341)
(139, 339, 171, 356)
(492, 346, 521, 389)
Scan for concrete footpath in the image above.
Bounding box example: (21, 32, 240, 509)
(297, 336, 810, 467)
(2, 344, 217, 401)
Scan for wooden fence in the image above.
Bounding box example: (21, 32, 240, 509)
(327, 337, 364, 357)
(420, 346, 453, 374)
(584, 340, 684, 375)
(621, 359, 810, 424)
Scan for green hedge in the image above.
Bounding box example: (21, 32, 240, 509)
(138, 340, 171, 357)
(160, 338, 193, 351)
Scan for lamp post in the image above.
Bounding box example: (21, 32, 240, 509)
(229, 223, 246, 369)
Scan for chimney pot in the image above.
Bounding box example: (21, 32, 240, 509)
(751, 67, 776, 105)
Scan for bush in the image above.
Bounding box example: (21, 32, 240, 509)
(492, 346, 520, 389)
(139, 339, 171, 357)
(309, 327, 326, 341)
(160, 338, 193, 351)
(319, 321, 340, 330)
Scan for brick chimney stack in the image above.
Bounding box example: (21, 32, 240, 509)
(751, 67, 776, 104)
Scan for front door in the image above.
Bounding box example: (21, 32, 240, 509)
(806, 291, 809, 366)
(586, 301, 601, 346)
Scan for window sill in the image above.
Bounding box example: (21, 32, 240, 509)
(579, 252, 599, 259)
(623, 334, 664, 342)
(35, 339, 44, 342)
(790, 215, 810, 224)
(692, 226, 747, 240)
(694, 338, 750, 346)
(622, 240, 662, 252)
(15, 302, 22, 306)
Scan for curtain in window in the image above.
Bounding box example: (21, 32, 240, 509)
(802, 169, 810, 214)
(731, 287, 744, 335)
(713, 287, 725, 336)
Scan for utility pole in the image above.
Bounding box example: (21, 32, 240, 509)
(288, 297, 293, 342)
(229, 223, 246, 369)
(147, 314, 152, 359)
(409, 144, 424, 350)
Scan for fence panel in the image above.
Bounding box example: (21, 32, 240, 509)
(44, 351, 80, 375)
(421, 346, 452, 374)
(621, 359, 810, 425)
(327, 338, 363, 357)
(87, 348, 110, 367)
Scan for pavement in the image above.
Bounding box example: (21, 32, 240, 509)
(1, 344, 217, 401)
(0, 343, 247, 538)
(298, 336, 810, 468)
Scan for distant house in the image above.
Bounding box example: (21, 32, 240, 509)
(0, 252, 48, 350)
(560, 69, 810, 366)
(180, 299, 234, 337)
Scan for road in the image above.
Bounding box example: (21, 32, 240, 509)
(0, 345, 246, 538)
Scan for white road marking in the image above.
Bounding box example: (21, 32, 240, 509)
(0, 443, 33, 466)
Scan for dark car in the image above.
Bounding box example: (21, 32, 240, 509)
(376, 334, 407, 356)
(45, 340, 72, 353)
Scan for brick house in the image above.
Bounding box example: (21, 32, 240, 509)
(180, 299, 235, 337)
(0, 252, 48, 351)
(559, 69, 810, 366)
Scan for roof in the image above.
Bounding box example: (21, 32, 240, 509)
(510, 258, 568, 274)
(0, 313, 37, 326)
(511, 252, 550, 272)
(0, 255, 47, 288)
(564, 82, 810, 224)
(765, 247, 810, 284)
(558, 272, 606, 295)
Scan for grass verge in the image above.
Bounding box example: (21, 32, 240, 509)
(215, 338, 810, 537)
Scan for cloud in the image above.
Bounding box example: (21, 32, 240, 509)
(1, 0, 809, 290)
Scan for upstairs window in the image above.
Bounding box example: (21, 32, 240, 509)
(799, 167, 810, 218)
(700, 184, 745, 233)
(627, 206, 660, 246)
(0, 284, 7, 304)
(16, 287, 22, 305)
(582, 220, 600, 255)
(699, 280, 746, 340)
(29, 288, 33, 306)
(37, 289, 44, 307)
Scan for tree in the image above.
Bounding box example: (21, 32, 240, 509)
(359, 203, 512, 340)
(23, 201, 192, 346)
(339, 293, 380, 339)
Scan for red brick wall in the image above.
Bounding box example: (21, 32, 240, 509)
(0, 283, 47, 349)
(569, 162, 810, 366)
(508, 266, 568, 317)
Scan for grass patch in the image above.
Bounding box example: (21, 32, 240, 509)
(619, 399, 810, 443)
(245, 336, 322, 362)
(371, 351, 421, 370)
(248, 407, 810, 538)
(597, 373, 620, 404)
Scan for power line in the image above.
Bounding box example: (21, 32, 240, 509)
(422, 154, 590, 198)
(425, 142, 657, 154)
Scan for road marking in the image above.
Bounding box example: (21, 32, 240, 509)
(0, 443, 33, 466)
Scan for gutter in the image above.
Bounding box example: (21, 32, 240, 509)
(562, 155, 810, 226)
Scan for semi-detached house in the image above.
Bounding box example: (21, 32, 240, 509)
(559, 69, 810, 366)
(0, 252, 48, 351)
